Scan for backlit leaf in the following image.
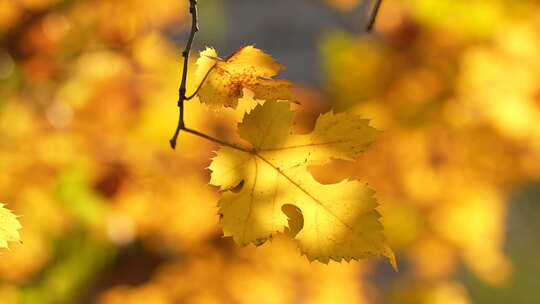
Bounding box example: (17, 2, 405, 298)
(194, 46, 294, 109)
(209, 102, 395, 267)
(0, 204, 21, 249)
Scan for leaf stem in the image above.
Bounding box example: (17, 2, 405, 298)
(185, 63, 217, 100)
(183, 128, 254, 153)
(366, 0, 383, 32)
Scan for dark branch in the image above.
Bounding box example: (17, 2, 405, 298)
(168, 0, 254, 154)
(366, 0, 383, 32)
(170, 0, 199, 149)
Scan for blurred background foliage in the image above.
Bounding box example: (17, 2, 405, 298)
(1, 0, 540, 303)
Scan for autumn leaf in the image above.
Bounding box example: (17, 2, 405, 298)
(209, 102, 395, 267)
(0, 204, 22, 249)
(194, 46, 294, 109)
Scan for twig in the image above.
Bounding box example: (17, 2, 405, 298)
(170, 0, 199, 149)
(366, 0, 383, 32)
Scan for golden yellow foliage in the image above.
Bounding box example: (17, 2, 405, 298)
(3, 0, 540, 302)
(209, 102, 395, 266)
(194, 46, 294, 108)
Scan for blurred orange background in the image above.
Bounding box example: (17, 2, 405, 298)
(1, 0, 540, 303)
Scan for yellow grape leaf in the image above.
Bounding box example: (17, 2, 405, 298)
(0, 204, 21, 249)
(194, 46, 294, 109)
(209, 102, 395, 267)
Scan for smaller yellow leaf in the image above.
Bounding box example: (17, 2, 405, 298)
(194, 46, 294, 109)
(0, 204, 22, 249)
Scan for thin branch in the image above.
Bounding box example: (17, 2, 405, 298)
(170, 0, 199, 149)
(185, 63, 217, 100)
(167, 1, 250, 154)
(183, 128, 254, 153)
(366, 0, 383, 32)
